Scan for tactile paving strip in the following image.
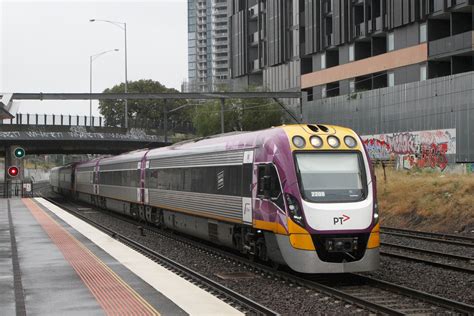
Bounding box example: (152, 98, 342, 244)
(22, 198, 160, 316)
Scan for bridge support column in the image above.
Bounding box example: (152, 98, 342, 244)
(163, 99, 168, 143)
(220, 98, 225, 134)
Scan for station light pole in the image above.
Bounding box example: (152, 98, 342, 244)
(90, 19, 129, 128)
(89, 49, 119, 126)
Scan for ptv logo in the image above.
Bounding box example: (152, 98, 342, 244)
(333, 214, 350, 225)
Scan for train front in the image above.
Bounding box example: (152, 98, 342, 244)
(275, 125, 379, 273)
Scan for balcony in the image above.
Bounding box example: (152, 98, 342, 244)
(375, 16, 383, 30)
(249, 59, 260, 72)
(213, 46, 228, 53)
(250, 31, 259, 45)
(323, 0, 332, 15)
(325, 34, 334, 47)
(354, 23, 365, 38)
(214, 55, 228, 62)
(213, 24, 227, 31)
(249, 4, 258, 19)
(429, 31, 474, 59)
(197, 10, 206, 18)
(212, 1, 226, 9)
(212, 39, 228, 46)
(213, 32, 227, 39)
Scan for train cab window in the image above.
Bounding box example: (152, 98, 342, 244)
(295, 152, 367, 203)
(257, 164, 284, 210)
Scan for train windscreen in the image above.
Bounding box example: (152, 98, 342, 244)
(295, 152, 367, 203)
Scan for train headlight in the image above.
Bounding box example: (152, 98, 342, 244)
(292, 136, 306, 148)
(344, 136, 357, 148)
(285, 193, 304, 227)
(310, 136, 323, 148)
(327, 136, 340, 148)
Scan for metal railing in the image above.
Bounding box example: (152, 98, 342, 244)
(1, 113, 105, 127)
(0, 113, 195, 134)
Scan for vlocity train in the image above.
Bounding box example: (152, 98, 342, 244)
(50, 124, 380, 273)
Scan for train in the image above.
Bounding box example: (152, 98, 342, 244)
(50, 124, 380, 273)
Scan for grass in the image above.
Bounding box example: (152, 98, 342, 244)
(375, 167, 474, 233)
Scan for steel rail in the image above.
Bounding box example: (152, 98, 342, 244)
(352, 274, 474, 315)
(45, 196, 474, 315)
(42, 196, 279, 316)
(382, 226, 474, 247)
(380, 250, 474, 274)
(381, 241, 473, 262)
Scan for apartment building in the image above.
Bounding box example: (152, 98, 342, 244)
(229, 0, 474, 99)
(186, 0, 230, 92)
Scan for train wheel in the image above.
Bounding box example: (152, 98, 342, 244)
(256, 238, 268, 261)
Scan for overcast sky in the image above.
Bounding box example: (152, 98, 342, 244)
(0, 0, 187, 116)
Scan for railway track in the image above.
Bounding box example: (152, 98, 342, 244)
(380, 242, 474, 274)
(381, 226, 474, 248)
(44, 196, 474, 315)
(42, 196, 278, 316)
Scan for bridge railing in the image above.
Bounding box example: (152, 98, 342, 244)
(0, 113, 105, 127)
(0, 113, 195, 134)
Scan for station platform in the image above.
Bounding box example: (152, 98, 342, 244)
(0, 198, 243, 316)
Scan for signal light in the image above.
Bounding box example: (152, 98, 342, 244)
(8, 166, 19, 177)
(14, 147, 25, 158)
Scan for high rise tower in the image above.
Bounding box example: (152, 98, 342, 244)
(186, 0, 229, 92)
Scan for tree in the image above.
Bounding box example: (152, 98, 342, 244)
(192, 97, 285, 137)
(98, 79, 189, 128)
(239, 98, 284, 131)
(192, 100, 240, 136)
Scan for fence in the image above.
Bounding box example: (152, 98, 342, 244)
(0, 113, 195, 134)
(0, 113, 105, 127)
(0, 180, 39, 198)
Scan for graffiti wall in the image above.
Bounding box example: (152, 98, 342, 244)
(467, 163, 474, 174)
(362, 129, 456, 171)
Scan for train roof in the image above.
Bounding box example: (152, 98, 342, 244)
(99, 148, 149, 166)
(71, 124, 359, 168)
(146, 126, 285, 160)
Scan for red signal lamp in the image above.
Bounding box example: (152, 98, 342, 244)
(8, 166, 19, 177)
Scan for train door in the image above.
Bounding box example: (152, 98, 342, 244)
(256, 163, 285, 232)
(242, 150, 254, 224)
(93, 165, 99, 195)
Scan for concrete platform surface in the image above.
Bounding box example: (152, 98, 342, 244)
(0, 197, 244, 316)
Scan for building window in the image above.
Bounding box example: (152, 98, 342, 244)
(321, 53, 326, 69)
(420, 64, 427, 81)
(387, 32, 394, 51)
(349, 79, 355, 93)
(388, 72, 395, 87)
(349, 44, 355, 62)
(322, 85, 327, 98)
(419, 23, 427, 43)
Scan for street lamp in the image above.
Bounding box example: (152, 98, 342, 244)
(89, 49, 119, 126)
(90, 19, 129, 128)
